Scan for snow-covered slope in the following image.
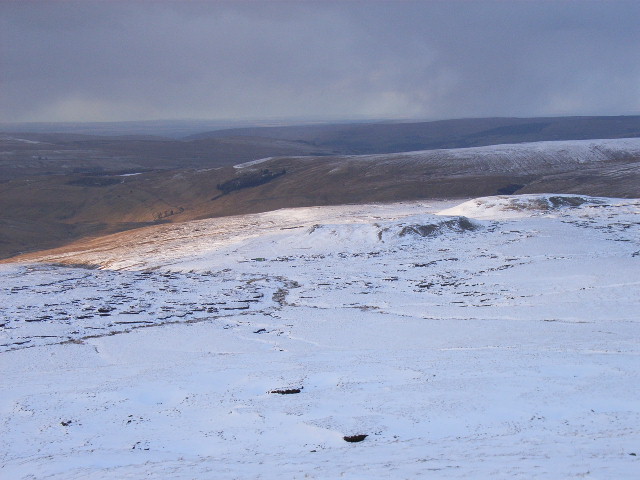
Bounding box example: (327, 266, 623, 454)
(297, 137, 640, 175)
(1, 194, 639, 479)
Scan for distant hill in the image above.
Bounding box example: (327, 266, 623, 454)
(0, 119, 294, 138)
(0, 133, 335, 180)
(188, 115, 640, 154)
(4, 115, 640, 181)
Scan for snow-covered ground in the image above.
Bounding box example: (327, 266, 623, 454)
(1, 194, 639, 479)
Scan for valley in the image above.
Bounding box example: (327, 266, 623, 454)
(2, 117, 640, 260)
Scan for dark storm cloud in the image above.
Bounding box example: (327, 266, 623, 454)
(1, 0, 639, 122)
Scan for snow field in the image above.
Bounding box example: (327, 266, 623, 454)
(1, 194, 639, 478)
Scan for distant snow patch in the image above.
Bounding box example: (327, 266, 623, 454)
(234, 157, 273, 169)
(400, 137, 640, 160)
(3, 136, 42, 144)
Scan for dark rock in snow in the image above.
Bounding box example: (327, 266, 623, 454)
(343, 434, 368, 443)
(269, 387, 302, 395)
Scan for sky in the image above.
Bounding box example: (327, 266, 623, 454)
(1, 0, 640, 123)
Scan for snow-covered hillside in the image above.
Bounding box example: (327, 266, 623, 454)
(1, 194, 639, 479)
(266, 136, 640, 176)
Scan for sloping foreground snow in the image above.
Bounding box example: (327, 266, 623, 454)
(1, 195, 639, 479)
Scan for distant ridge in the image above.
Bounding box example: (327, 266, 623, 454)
(4, 116, 640, 181)
(187, 115, 640, 154)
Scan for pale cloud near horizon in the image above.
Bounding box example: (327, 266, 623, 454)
(2, 0, 639, 123)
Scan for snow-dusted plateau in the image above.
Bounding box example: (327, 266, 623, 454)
(1, 193, 639, 478)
